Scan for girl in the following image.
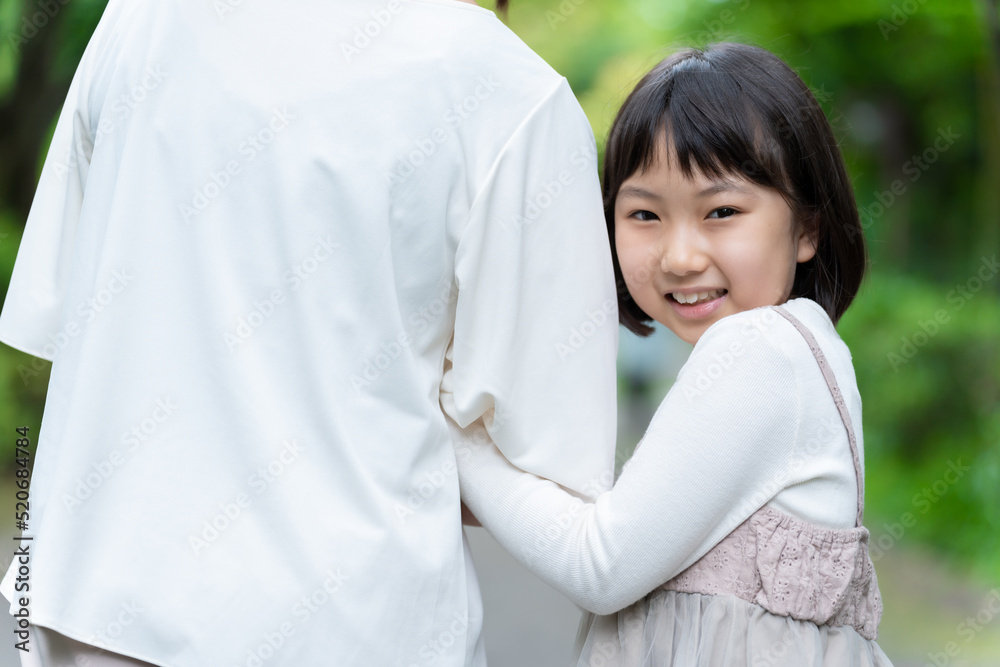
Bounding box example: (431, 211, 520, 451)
(446, 43, 893, 665)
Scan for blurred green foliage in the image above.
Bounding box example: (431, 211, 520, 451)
(0, 0, 997, 581)
(840, 271, 1000, 584)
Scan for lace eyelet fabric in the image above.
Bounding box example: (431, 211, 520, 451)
(658, 505, 882, 640)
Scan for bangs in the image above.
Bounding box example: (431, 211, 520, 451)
(612, 56, 792, 195)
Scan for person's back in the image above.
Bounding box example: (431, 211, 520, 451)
(0, 1, 619, 664)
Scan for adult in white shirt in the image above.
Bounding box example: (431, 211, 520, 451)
(0, 1, 618, 664)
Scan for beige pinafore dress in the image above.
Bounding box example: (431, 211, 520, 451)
(575, 306, 894, 666)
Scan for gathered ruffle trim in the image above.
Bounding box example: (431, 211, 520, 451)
(576, 590, 893, 667)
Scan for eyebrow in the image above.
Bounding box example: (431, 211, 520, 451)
(696, 182, 754, 198)
(617, 181, 754, 201)
(617, 186, 662, 201)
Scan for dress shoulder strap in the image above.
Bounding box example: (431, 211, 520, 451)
(772, 305, 864, 527)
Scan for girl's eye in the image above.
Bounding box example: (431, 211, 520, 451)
(631, 210, 659, 222)
(707, 207, 738, 219)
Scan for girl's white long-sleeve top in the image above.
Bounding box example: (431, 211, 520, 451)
(446, 298, 865, 616)
(0, 1, 619, 664)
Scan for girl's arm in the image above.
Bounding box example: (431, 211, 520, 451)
(449, 309, 799, 615)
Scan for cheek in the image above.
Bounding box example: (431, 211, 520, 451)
(615, 226, 654, 289)
(717, 231, 797, 301)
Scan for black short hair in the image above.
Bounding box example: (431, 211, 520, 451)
(603, 43, 868, 336)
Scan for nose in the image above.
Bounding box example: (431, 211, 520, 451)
(658, 224, 708, 276)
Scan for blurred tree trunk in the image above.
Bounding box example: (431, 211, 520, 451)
(878, 98, 911, 265)
(0, 2, 74, 221)
(987, 0, 1000, 60)
(979, 0, 1000, 255)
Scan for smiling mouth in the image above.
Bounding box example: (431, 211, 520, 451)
(668, 289, 728, 305)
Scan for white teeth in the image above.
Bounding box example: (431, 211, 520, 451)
(672, 289, 724, 305)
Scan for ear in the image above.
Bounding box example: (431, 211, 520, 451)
(796, 215, 819, 263)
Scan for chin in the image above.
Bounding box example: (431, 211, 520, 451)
(663, 323, 705, 346)
(680, 330, 705, 345)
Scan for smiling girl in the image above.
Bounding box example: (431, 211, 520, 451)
(446, 43, 893, 665)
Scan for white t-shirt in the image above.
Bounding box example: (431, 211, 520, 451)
(0, 1, 619, 664)
(449, 298, 864, 615)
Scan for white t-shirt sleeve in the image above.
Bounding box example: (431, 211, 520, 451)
(0, 40, 98, 360)
(440, 79, 618, 498)
(451, 310, 799, 615)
